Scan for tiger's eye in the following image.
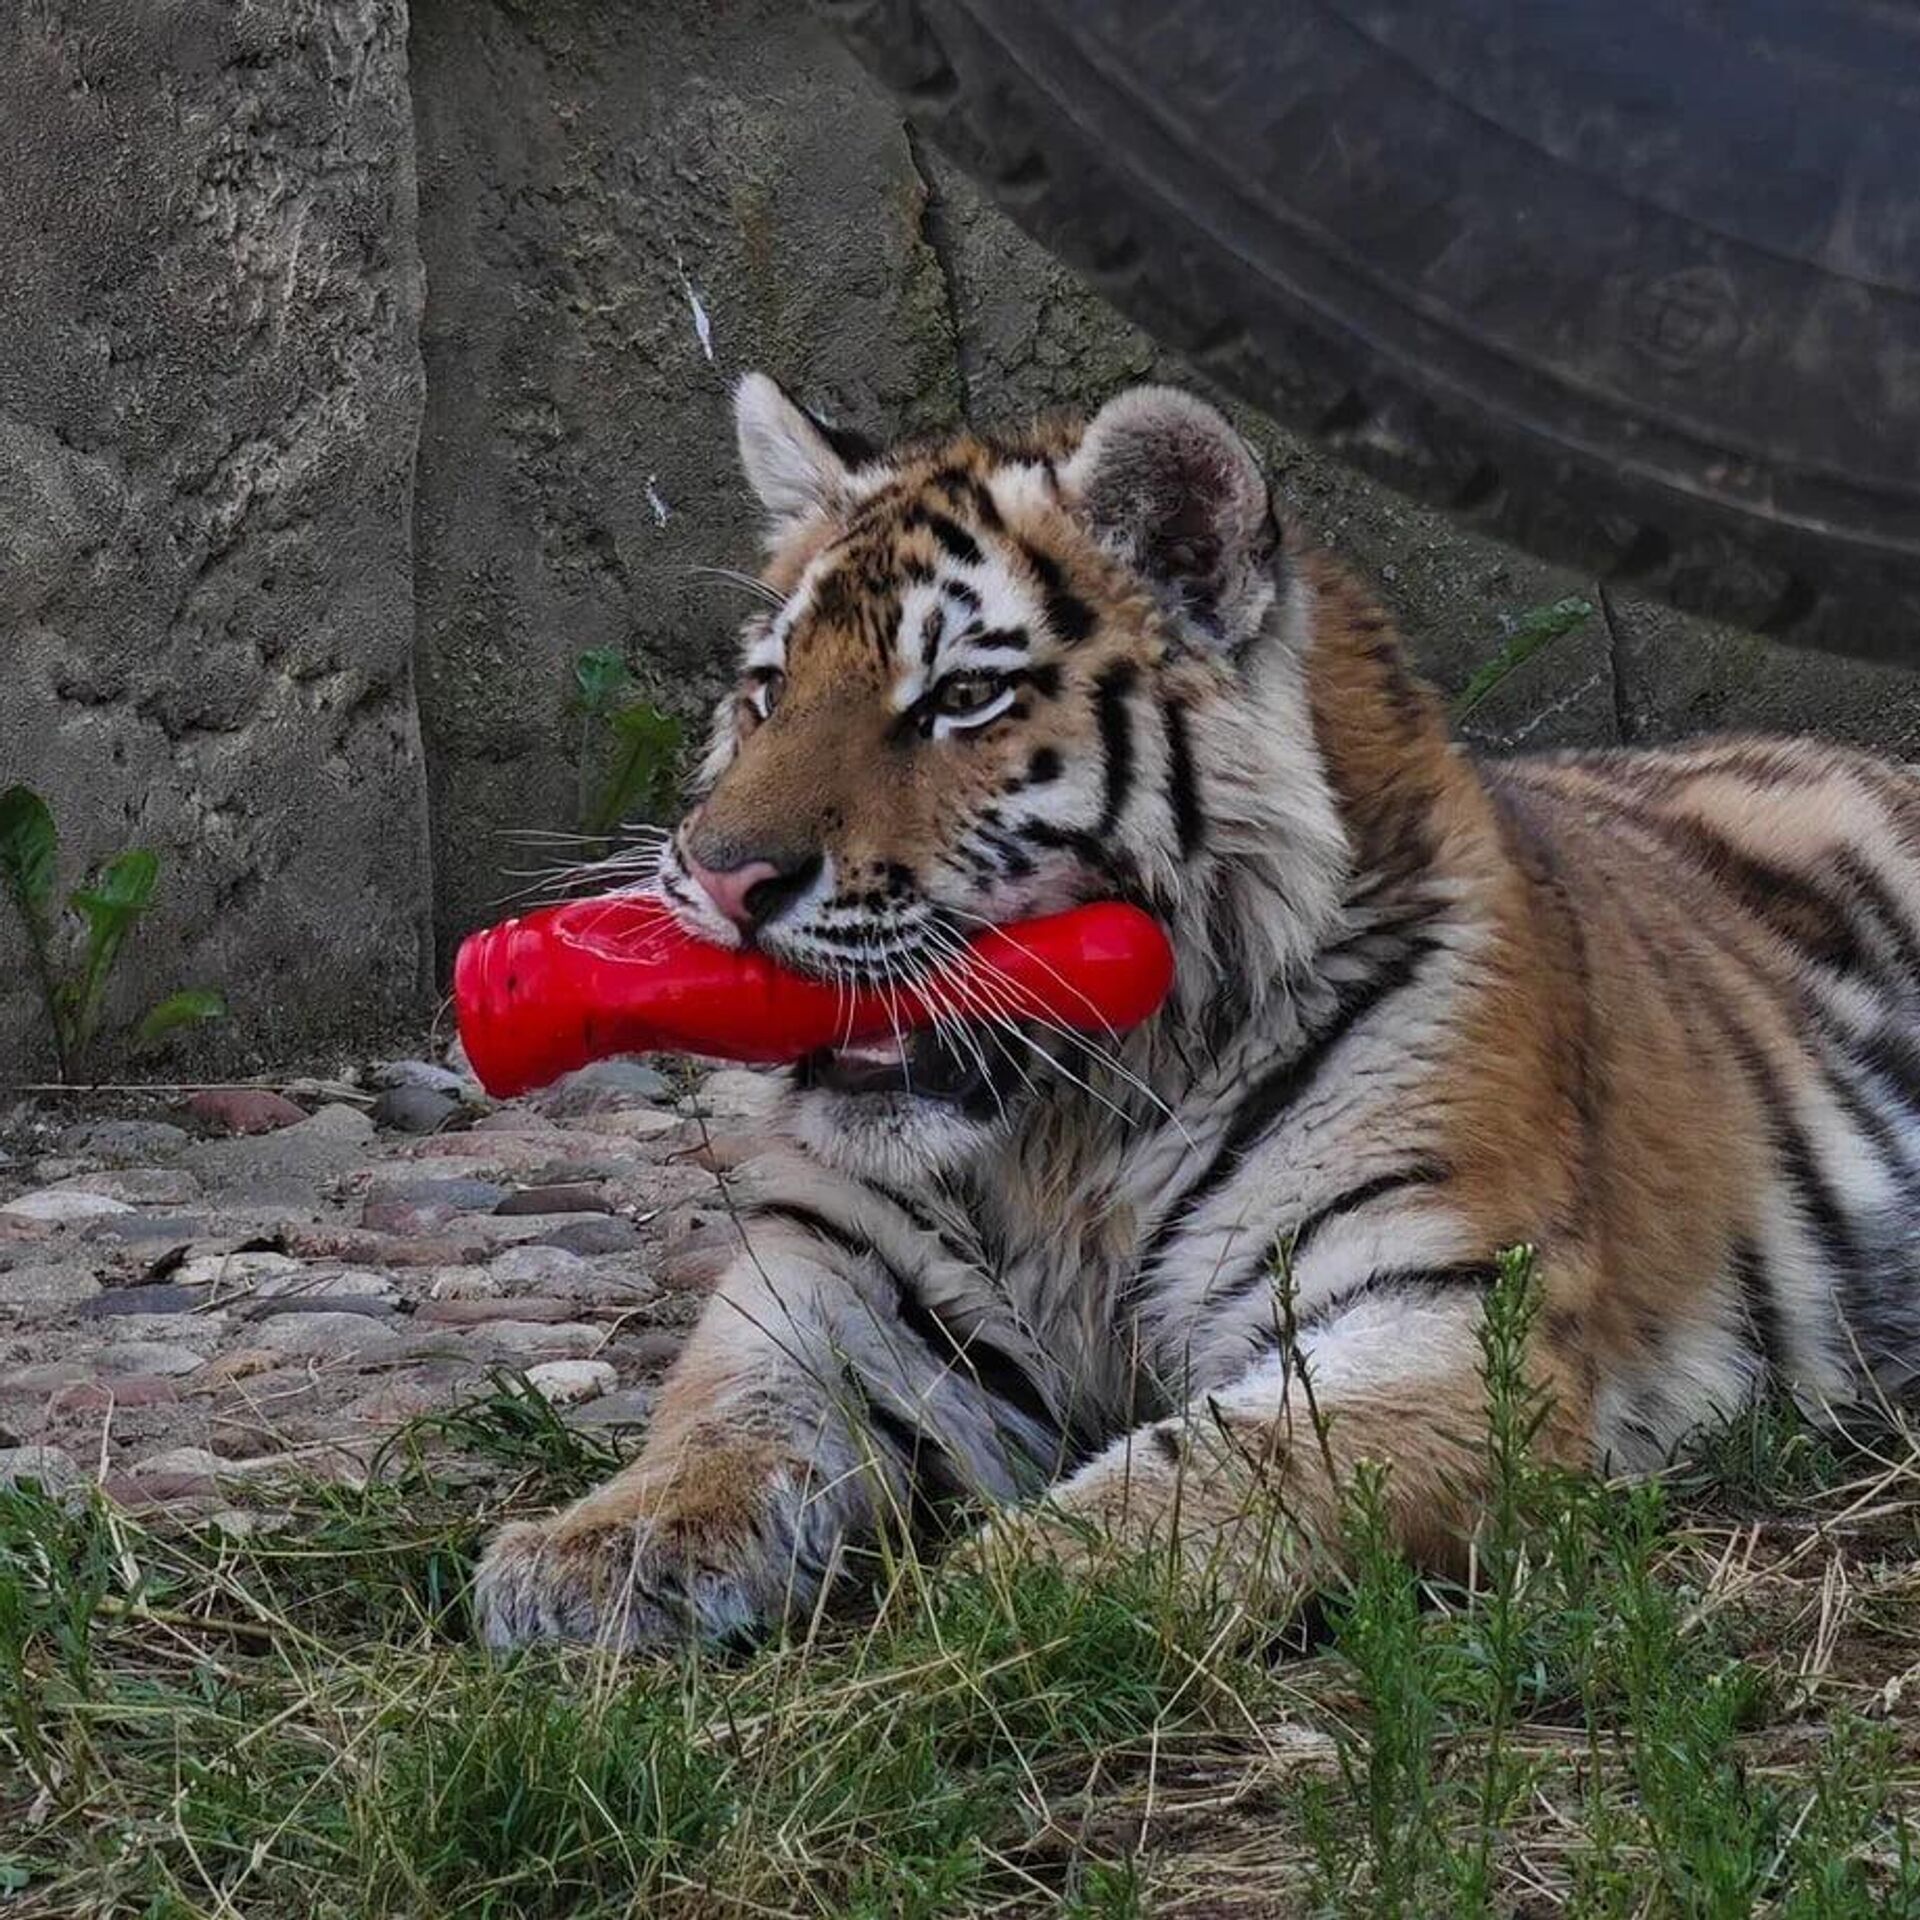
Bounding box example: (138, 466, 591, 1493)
(751, 669, 786, 719)
(933, 674, 1001, 718)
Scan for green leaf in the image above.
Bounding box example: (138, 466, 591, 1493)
(67, 848, 160, 1057)
(0, 1859, 30, 1893)
(587, 702, 684, 837)
(572, 646, 632, 716)
(135, 987, 226, 1047)
(0, 784, 57, 926)
(1451, 595, 1595, 721)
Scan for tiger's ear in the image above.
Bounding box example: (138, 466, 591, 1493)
(1061, 387, 1279, 648)
(734, 372, 875, 530)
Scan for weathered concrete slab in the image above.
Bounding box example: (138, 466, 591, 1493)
(410, 0, 960, 951)
(0, 1, 431, 1078)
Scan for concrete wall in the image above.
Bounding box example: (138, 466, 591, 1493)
(0, 1, 431, 1080)
(4, 0, 1917, 1077)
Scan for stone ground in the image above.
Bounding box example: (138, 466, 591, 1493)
(0, 1051, 769, 1523)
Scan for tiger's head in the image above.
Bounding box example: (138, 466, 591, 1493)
(657, 376, 1351, 1181)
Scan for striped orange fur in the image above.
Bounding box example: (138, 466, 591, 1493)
(475, 379, 1920, 1650)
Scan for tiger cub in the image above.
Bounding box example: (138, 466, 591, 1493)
(475, 376, 1920, 1650)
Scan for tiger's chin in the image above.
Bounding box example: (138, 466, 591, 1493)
(786, 1028, 1022, 1184)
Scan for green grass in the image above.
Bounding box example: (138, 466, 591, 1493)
(4, 1318, 1919, 1917)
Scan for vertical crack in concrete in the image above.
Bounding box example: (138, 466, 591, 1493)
(400, 0, 443, 992)
(1595, 582, 1636, 746)
(903, 123, 973, 422)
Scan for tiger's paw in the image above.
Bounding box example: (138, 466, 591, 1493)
(470, 1515, 757, 1652)
(472, 1449, 791, 1653)
(951, 1496, 1133, 1586)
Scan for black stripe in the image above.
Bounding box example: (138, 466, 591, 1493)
(866, 1177, 978, 1269)
(1730, 1236, 1788, 1387)
(1023, 543, 1096, 644)
(975, 824, 1036, 881)
(1094, 660, 1138, 834)
(919, 509, 982, 567)
(1289, 1163, 1451, 1265)
(1019, 816, 1125, 879)
(1832, 850, 1920, 988)
(973, 625, 1030, 653)
(1717, 1021, 1870, 1300)
(1024, 746, 1062, 787)
(944, 579, 982, 611)
(1202, 1163, 1452, 1315)
(1160, 697, 1204, 856)
(1612, 886, 1898, 1378)
(1136, 932, 1440, 1283)
(1613, 803, 1873, 979)
(1296, 1261, 1500, 1330)
(839, 1369, 968, 1537)
(1858, 1025, 1920, 1109)
(1616, 821, 1920, 1184)
(1682, 986, 1879, 1358)
(752, 1202, 1058, 1437)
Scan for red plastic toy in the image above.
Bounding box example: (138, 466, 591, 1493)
(453, 893, 1175, 1098)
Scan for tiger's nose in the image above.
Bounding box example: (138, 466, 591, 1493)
(684, 849, 822, 934)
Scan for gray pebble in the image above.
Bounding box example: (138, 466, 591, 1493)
(130, 1446, 228, 1480)
(254, 1267, 399, 1303)
(522, 1359, 618, 1405)
(485, 1244, 590, 1288)
(372, 1086, 460, 1135)
(564, 1387, 656, 1430)
(0, 1263, 104, 1310)
(253, 1312, 403, 1360)
(50, 1166, 200, 1206)
(532, 1217, 645, 1256)
(534, 1058, 674, 1118)
(367, 1059, 470, 1096)
(84, 1215, 212, 1246)
(476, 1320, 605, 1358)
(494, 1183, 613, 1217)
(289, 1102, 377, 1142)
(1, 1187, 133, 1223)
(177, 1250, 303, 1289)
(245, 1295, 397, 1324)
(95, 1341, 208, 1378)
(369, 1176, 506, 1212)
(60, 1119, 191, 1164)
(76, 1284, 206, 1318)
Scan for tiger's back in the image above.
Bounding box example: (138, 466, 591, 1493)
(1484, 737, 1920, 1453)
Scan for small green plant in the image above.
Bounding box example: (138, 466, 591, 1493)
(570, 648, 684, 845)
(1452, 594, 1596, 720)
(0, 784, 224, 1082)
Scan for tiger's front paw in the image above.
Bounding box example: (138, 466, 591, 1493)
(951, 1497, 1131, 1585)
(472, 1450, 791, 1653)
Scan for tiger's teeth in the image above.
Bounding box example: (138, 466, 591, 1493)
(834, 1040, 902, 1067)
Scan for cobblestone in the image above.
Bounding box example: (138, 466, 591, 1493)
(0, 1055, 745, 1511)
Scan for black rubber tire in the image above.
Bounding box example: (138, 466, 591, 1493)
(821, 0, 1920, 666)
